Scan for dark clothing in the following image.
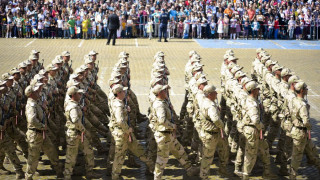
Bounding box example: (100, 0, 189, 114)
(159, 12, 169, 41)
(107, 13, 120, 45)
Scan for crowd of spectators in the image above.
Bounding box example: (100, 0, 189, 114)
(1, 0, 320, 40)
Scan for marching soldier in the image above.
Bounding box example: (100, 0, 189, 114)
(110, 84, 154, 179)
(24, 83, 63, 180)
(151, 84, 199, 179)
(63, 86, 100, 180)
(289, 82, 320, 179)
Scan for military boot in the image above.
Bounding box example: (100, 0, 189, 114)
(278, 164, 289, 176)
(186, 166, 200, 176)
(263, 167, 278, 179)
(234, 164, 242, 177)
(242, 174, 249, 180)
(218, 166, 229, 177)
(15, 170, 24, 179)
(127, 155, 141, 168)
(54, 163, 64, 178)
(86, 171, 102, 179)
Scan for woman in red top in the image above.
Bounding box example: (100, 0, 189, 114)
(274, 17, 280, 39)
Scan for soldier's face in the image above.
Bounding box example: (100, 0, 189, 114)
(91, 55, 97, 61)
(87, 63, 94, 70)
(117, 90, 125, 100)
(6, 80, 13, 87)
(63, 56, 70, 61)
(50, 70, 57, 77)
(74, 92, 81, 102)
(14, 73, 21, 80)
(27, 65, 32, 71)
(31, 60, 37, 66)
(19, 68, 26, 74)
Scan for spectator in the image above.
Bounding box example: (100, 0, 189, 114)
(68, 16, 75, 39)
(63, 17, 69, 39)
(38, 19, 44, 39)
(288, 16, 296, 39)
(50, 18, 57, 39)
(126, 15, 133, 38)
(251, 18, 260, 40)
(223, 14, 229, 39)
(82, 16, 89, 40)
(146, 17, 153, 40)
(268, 16, 274, 39)
(57, 16, 63, 38)
(91, 19, 97, 39)
(210, 19, 216, 39)
(230, 14, 237, 39)
(44, 17, 50, 38)
(274, 16, 280, 39)
(103, 15, 109, 38)
(177, 20, 184, 38)
(217, 16, 224, 39)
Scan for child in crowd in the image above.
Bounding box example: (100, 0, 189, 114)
(217, 16, 224, 39)
(121, 17, 126, 38)
(82, 16, 89, 39)
(63, 17, 69, 38)
(126, 16, 133, 38)
(236, 18, 241, 39)
(230, 15, 237, 39)
(191, 17, 197, 38)
(177, 20, 184, 38)
(295, 19, 302, 40)
(76, 17, 82, 39)
(57, 16, 63, 38)
(210, 19, 216, 39)
(50, 18, 57, 39)
(200, 19, 207, 39)
(183, 16, 190, 38)
(91, 19, 96, 39)
(25, 20, 31, 38)
(243, 18, 249, 39)
(146, 17, 153, 40)
(38, 19, 44, 38)
(268, 16, 274, 39)
(97, 21, 102, 38)
(31, 17, 37, 38)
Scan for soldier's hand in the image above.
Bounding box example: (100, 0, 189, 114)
(173, 124, 177, 130)
(3, 105, 8, 111)
(127, 106, 131, 112)
(82, 106, 87, 112)
(304, 122, 312, 130)
(70, 68, 73, 74)
(128, 127, 133, 133)
(257, 122, 264, 130)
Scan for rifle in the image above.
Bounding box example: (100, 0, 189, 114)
(41, 94, 46, 140)
(68, 60, 73, 77)
(0, 95, 6, 140)
(80, 86, 88, 143)
(96, 60, 100, 73)
(258, 96, 263, 140)
(41, 59, 44, 69)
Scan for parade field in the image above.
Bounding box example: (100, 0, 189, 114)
(0, 38, 320, 179)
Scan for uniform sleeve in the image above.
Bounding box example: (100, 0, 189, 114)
(299, 104, 309, 126)
(69, 108, 81, 124)
(26, 106, 44, 130)
(208, 106, 220, 124)
(247, 101, 260, 126)
(114, 106, 129, 133)
(155, 103, 174, 129)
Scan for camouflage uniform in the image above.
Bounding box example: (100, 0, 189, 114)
(110, 84, 154, 180)
(199, 85, 228, 179)
(290, 82, 320, 179)
(24, 85, 62, 180)
(63, 86, 95, 179)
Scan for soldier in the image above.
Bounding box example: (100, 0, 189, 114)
(242, 81, 275, 180)
(289, 82, 320, 179)
(151, 84, 199, 179)
(24, 83, 63, 180)
(199, 84, 228, 179)
(18, 62, 29, 89)
(110, 84, 154, 179)
(63, 86, 100, 180)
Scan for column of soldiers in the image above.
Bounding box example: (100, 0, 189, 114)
(0, 50, 112, 180)
(214, 47, 320, 180)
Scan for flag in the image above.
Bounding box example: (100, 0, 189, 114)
(32, 28, 38, 35)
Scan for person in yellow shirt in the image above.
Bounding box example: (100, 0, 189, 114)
(82, 16, 89, 39)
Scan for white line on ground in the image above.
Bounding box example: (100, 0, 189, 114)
(135, 38, 138, 47)
(78, 40, 84, 48)
(268, 40, 286, 49)
(25, 39, 36, 47)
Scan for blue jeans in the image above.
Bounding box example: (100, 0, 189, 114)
(159, 24, 167, 41)
(45, 28, 50, 38)
(268, 28, 274, 39)
(274, 29, 279, 39)
(64, 29, 70, 38)
(103, 27, 108, 38)
(58, 28, 63, 38)
(126, 27, 132, 38)
(289, 28, 294, 39)
(88, 28, 92, 38)
(252, 30, 258, 39)
(38, 29, 44, 38)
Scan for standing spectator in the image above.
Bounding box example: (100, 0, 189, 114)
(243, 17, 250, 40)
(230, 14, 237, 39)
(82, 16, 89, 40)
(25, 20, 31, 38)
(217, 16, 224, 39)
(6, 9, 13, 38)
(183, 16, 191, 38)
(126, 16, 133, 38)
(57, 16, 63, 38)
(191, 14, 197, 38)
(209, 19, 216, 39)
(268, 16, 274, 39)
(91, 19, 97, 39)
(146, 17, 153, 40)
(120, 17, 126, 38)
(50, 18, 57, 39)
(251, 18, 260, 40)
(63, 17, 69, 39)
(103, 15, 108, 38)
(256, 11, 264, 39)
(76, 17, 82, 39)
(158, 8, 169, 42)
(223, 14, 229, 39)
(38, 19, 44, 38)
(200, 19, 207, 39)
(152, 10, 161, 37)
(169, 17, 176, 39)
(224, 4, 233, 18)
(177, 20, 184, 38)
(97, 21, 102, 39)
(31, 17, 37, 38)
(274, 17, 280, 39)
(44, 17, 50, 38)
(15, 13, 23, 38)
(288, 16, 296, 39)
(236, 18, 241, 39)
(68, 16, 76, 39)
(295, 19, 302, 40)
(106, 9, 120, 46)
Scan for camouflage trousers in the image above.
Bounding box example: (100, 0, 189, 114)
(191, 118, 203, 163)
(154, 131, 191, 180)
(243, 126, 271, 176)
(25, 129, 60, 179)
(235, 132, 246, 170)
(266, 107, 281, 147)
(112, 127, 154, 180)
(146, 127, 157, 164)
(199, 130, 229, 179)
(63, 132, 94, 179)
(4, 121, 28, 158)
(0, 132, 23, 173)
(290, 127, 320, 177)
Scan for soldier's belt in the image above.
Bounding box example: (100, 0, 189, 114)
(29, 128, 43, 134)
(159, 130, 173, 134)
(244, 124, 257, 129)
(205, 130, 218, 135)
(295, 126, 307, 131)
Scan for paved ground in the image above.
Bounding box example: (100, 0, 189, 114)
(0, 38, 319, 179)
